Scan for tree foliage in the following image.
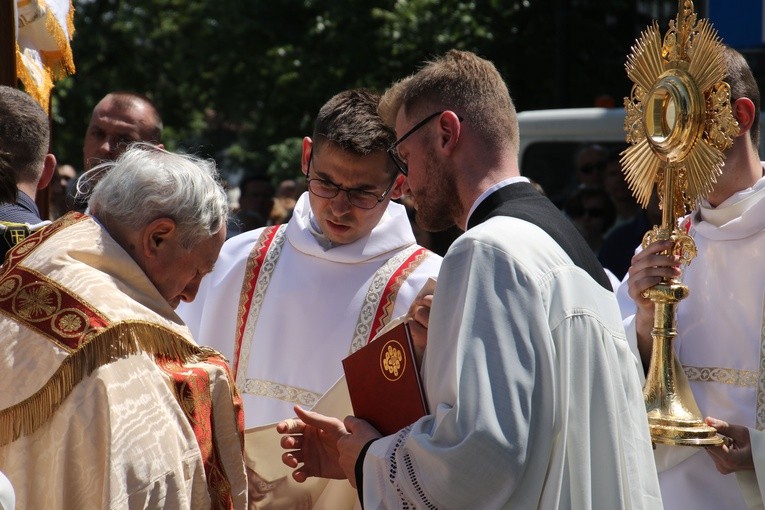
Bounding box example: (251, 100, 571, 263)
(52, 0, 655, 184)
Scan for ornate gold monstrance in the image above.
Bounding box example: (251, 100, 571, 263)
(621, 0, 739, 446)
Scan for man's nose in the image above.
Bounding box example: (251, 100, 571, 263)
(99, 137, 121, 159)
(180, 276, 203, 304)
(329, 191, 352, 215)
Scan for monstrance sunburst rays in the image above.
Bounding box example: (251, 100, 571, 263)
(621, 0, 738, 212)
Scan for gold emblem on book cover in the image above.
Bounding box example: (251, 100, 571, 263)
(622, 0, 737, 446)
(380, 340, 406, 381)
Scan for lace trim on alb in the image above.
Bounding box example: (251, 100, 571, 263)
(387, 426, 438, 509)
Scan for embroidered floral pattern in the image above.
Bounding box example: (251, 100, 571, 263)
(15, 283, 59, 321)
(0, 275, 20, 298)
(0, 267, 109, 350)
(56, 312, 83, 333)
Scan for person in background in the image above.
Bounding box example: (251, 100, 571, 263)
(178, 88, 441, 507)
(599, 189, 661, 280)
(270, 178, 300, 224)
(602, 148, 641, 233)
(49, 163, 76, 219)
(562, 186, 616, 254)
(0, 85, 55, 261)
(572, 142, 608, 189)
(66, 91, 164, 212)
(0, 145, 246, 508)
(618, 46, 765, 510)
(278, 49, 661, 509)
(227, 174, 275, 239)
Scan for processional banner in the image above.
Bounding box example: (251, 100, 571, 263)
(14, 0, 75, 110)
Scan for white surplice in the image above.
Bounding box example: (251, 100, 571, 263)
(618, 172, 765, 510)
(179, 193, 441, 427)
(362, 214, 662, 509)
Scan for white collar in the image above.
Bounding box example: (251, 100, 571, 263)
(465, 176, 529, 229)
(693, 171, 765, 240)
(699, 170, 765, 227)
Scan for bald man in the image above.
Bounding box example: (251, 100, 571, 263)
(67, 91, 164, 212)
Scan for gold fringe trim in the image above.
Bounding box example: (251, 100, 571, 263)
(0, 320, 220, 447)
(13, 1, 76, 111)
(41, 0, 75, 78)
(15, 43, 53, 112)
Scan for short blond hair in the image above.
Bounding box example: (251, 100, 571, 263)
(379, 50, 520, 155)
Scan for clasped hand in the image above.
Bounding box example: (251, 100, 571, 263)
(277, 406, 382, 488)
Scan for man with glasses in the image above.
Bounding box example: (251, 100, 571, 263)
(278, 50, 661, 509)
(573, 142, 608, 189)
(178, 88, 440, 507)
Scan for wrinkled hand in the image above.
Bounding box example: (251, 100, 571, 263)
(705, 417, 754, 474)
(407, 293, 433, 367)
(278, 407, 348, 482)
(337, 416, 383, 488)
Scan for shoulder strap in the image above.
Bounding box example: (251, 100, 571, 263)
(233, 225, 287, 381)
(156, 354, 243, 509)
(349, 246, 433, 353)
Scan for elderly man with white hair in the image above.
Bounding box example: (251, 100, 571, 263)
(0, 144, 247, 509)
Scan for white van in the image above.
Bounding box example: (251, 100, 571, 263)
(517, 107, 765, 206)
(517, 108, 626, 206)
(518, 107, 626, 159)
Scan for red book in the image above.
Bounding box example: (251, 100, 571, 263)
(342, 321, 428, 436)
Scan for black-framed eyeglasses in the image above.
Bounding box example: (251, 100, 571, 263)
(387, 111, 463, 176)
(306, 156, 398, 210)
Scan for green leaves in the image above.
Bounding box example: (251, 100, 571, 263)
(53, 0, 642, 184)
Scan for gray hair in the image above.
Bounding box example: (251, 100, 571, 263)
(88, 143, 228, 248)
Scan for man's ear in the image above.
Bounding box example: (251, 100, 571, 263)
(389, 174, 407, 200)
(37, 154, 57, 190)
(733, 97, 756, 137)
(301, 137, 313, 176)
(140, 217, 177, 259)
(437, 110, 462, 154)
